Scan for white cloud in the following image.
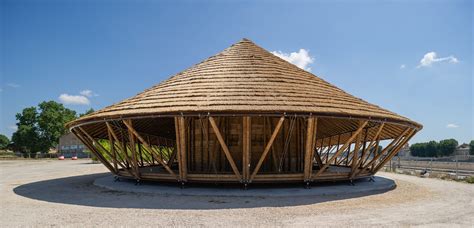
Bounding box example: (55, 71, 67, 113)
(80, 89, 98, 97)
(6, 83, 20, 88)
(59, 94, 90, 105)
(271, 49, 315, 71)
(417, 52, 459, 68)
(400, 64, 406, 69)
(8, 125, 18, 131)
(446, 123, 459, 128)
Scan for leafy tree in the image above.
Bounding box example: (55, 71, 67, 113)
(0, 134, 9, 149)
(410, 143, 426, 157)
(425, 141, 438, 157)
(37, 101, 77, 148)
(80, 108, 95, 117)
(470, 140, 474, 155)
(11, 101, 77, 154)
(11, 107, 47, 154)
(438, 139, 458, 157)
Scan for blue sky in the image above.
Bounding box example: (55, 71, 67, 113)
(1, 0, 472, 144)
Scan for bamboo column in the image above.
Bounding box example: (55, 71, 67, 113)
(242, 116, 251, 183)
(175, 116, 188, 182)
(304, 117, 317, 182)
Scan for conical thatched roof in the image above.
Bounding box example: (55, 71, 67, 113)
(70, 38, 420, 128)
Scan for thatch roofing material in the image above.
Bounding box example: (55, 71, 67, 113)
(70, 38, 420, 128)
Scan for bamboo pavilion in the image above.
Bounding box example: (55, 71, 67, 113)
(67, 39, 422, 187)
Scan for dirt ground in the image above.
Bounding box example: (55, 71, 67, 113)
(0, 160, 473, 227)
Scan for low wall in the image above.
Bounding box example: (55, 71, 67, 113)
(393, 160, 474, 171)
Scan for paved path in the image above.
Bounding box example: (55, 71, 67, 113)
(1, 160, 473, 227)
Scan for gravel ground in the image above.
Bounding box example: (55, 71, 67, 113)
(0, 160, 473, 227)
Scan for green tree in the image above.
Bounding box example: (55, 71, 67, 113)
(438, 139, 458, 157)
(410, 143, 426, 157)
(425, 140, 438, 157)
(0, 134, 9, 149)
(37, 101, 77, 148)
(11, 107, 46, 154)
(11, 101, 77, 154)
(79, 108, 95, 117)
(470, 140, 474, 155)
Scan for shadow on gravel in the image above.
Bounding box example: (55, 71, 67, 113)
(14, 173, 395, 210)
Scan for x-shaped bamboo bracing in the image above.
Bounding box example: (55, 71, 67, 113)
(209, 116, 242, 181)
(105, 123, 134, 169)
(373, 129, 416, 173)
(78, 126, 139, 178)
(360, 123, 385, 166)
(249, 116, 286, 182)
(312, 120, 369, 179)
(122, 119, 178, 179)
(350, 123, 385, 178)
(72, 128, 117, 175)
(361, 127, 411, 173)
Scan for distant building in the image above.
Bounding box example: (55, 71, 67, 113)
(397, 143, 411, 157)
(454, 143, 470, 157)
(58, 132, 89, 158)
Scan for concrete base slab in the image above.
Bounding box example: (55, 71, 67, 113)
(93, 175, 396, 197)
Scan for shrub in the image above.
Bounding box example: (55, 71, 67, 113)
(465, 176, 474, 184)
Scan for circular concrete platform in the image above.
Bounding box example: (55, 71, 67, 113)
(93, 175, 396, 197)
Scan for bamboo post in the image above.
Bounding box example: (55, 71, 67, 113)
(304, 117, 317, 182)
(174, 117, 184, 181)
(242, 116, 251, 183)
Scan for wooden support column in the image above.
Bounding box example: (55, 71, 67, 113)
(242, 116, 251, 183)
(313, 120, 368, 178)
(304, 117, 317, 182)
(209, 116, 242, 181)
(178, 117, 188, 181)
(174, 117, 183, 181)
(250, 116, 285, 182)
